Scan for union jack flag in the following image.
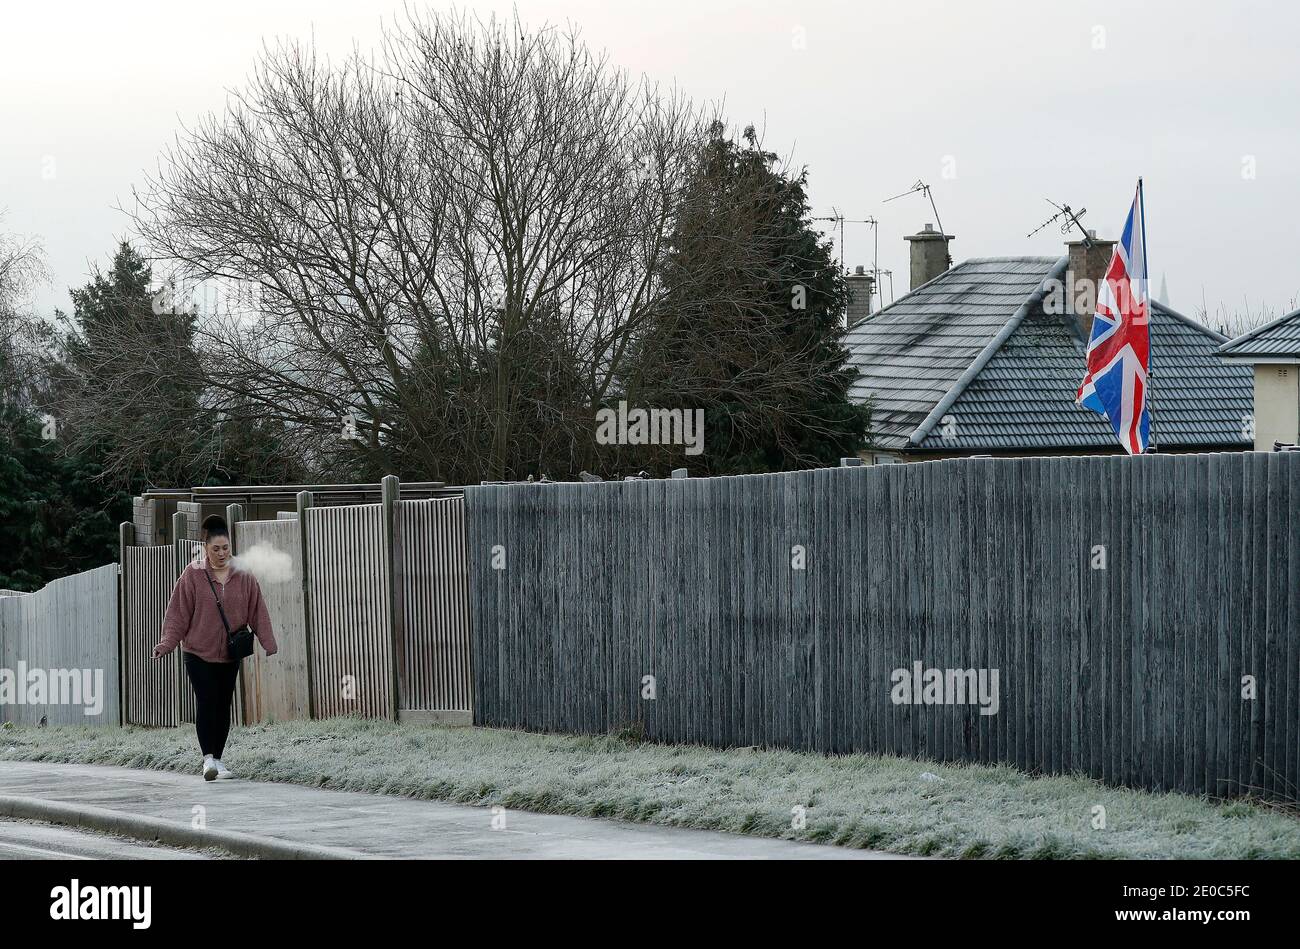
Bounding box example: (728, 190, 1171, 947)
(1076, 180, 1151, 454)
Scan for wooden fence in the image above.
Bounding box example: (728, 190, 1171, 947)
(0, 564, 119, 726)
(0, 480, 473, 731)
(465, 452, 1300, 800)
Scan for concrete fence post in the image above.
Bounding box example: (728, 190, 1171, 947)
(171, 511, 190, 726)
(225, 504, 244, 540)
(296, 490, 316, 719)
(118, 521, 134, 727)
(172, 511, 189, 573)
(381, 474, 402, 722)
(225, 503, 245, 725)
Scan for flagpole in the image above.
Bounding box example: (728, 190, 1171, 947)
(1139, 177, 1154, 454)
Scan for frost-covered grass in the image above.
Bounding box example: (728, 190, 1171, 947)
(2, 717, 1296, 859)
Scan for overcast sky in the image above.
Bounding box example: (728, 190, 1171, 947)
(4, 0, 1298, 330)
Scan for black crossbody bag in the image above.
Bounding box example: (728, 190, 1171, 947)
(204, 569, 255, 661)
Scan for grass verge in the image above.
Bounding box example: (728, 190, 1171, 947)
(2, 716, 1296, 859)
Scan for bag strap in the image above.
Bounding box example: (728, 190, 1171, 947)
(203, 568, 234, 637)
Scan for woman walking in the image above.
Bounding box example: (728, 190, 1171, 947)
(153, 514, 278, 780)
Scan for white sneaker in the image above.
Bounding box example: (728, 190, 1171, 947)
(202, 754, 218, 781)
(212, 758, 235, 780)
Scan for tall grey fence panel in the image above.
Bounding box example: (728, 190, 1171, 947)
(465, 453, 1300, 799)
(235, 518, 310, 722)
(306, 503, 394, 719)
(396, 497, 473, 720)
(122, 545, 183, 726)
(0, 564, 120, 726)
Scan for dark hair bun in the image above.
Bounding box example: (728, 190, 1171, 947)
(201, 514, 230, 540)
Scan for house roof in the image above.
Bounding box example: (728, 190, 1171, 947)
(1218, 307, 1300, 358)
(844, 256, 1254, 452)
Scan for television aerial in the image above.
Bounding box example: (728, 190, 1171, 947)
(1028, 199, 1092, 246)
(812, 209, 882, 307)
(883, 180, 950, 265)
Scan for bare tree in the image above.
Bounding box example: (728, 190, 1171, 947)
(1196, 293, 1300, 339)
(0, 215, 51, 413)
(132, 8, 712, 483)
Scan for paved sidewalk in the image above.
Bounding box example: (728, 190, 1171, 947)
(0, 817, 214, 860)
(0, 761, 906, 859)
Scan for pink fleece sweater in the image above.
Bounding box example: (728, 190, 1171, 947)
(156, 561, 279, 663)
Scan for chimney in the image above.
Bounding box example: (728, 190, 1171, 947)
(845, 265, 875, 326)
(904, 223, 953, 290)
(1066, 230, 1117, 342)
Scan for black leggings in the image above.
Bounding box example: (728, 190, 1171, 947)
(183, 652, 241, 759)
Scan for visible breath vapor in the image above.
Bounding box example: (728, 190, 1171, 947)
(230, 543, 294, 584)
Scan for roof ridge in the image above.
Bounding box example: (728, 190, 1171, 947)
(961, 255, 1061, 263)
(844, 256, 1058, 330)
(908, 255, 1070, 447)
(1151, 300, 1229, 343)
(1218, 304, 1300, 353)
(854, 258, 976, 322)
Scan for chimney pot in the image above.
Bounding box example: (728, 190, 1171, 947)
(904, 224, 954, 291)
(845, 266, 875, 327)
